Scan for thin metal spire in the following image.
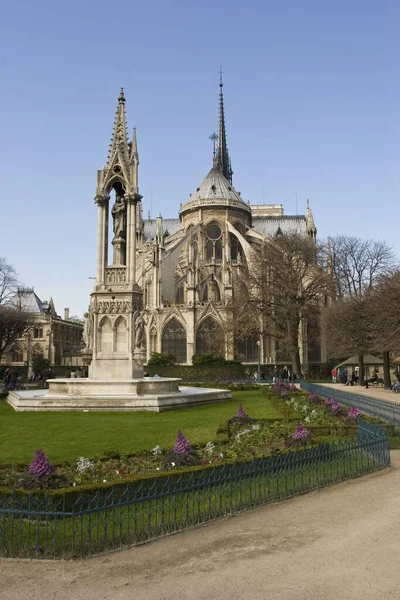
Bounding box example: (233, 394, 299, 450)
(216, 67, 232, 183)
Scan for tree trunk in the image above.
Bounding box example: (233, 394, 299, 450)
(358, 352, 365, 386)
(383, 351, 391, 388)
(291, 349, 302, 379)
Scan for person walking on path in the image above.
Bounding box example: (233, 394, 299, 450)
(331, 367, 338, 384)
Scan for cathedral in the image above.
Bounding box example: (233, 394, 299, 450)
(89, 78, 318, 372)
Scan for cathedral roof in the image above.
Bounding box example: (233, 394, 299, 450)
(251, 215, 307, 237)
(180, 165, 251, 217)
(143, 218, 182, 242)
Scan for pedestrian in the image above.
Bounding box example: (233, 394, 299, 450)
(282, 366, 288, 384)
(331, 367, 338, 384)
(3, 368, 10, 390)
(7, 367, 18, 390)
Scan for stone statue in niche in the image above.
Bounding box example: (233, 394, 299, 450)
(134, 312, 145, 349)
(112, 196, 126, 238)
(83, 312, 93, 349)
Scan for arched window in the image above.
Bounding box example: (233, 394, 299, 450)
(205, 222, 222, 262)
(32, 343, 43, 358)
(192, 240, 198, 262)
(161, 318, 187, 364)
(196, 317, 224, 356)
(99, 317, 112, 353)
(115, 317, 128, 352)
(176, 284, 184, 303)
(201, 282, 208, 301)
(150, 326, 157, 353)
(230, 234, 242, 261)
(235, 335, 259, 362)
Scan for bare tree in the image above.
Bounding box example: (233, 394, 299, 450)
(232, 233, 331, 376)
(0, 257, 18, 306)
(324, 236, 396, 383)
(0, 306, 34, 362)
(0, 258, 35, 362)
(328, 236, 395, 298)
(322, 296, 371, 385)
(367, 270, 400, 386)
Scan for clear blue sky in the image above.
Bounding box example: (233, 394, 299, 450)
(1, 0, 398, 317)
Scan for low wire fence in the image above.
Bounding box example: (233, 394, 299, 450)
(0, 421, 390, 559)
(300, 381, 400, 426)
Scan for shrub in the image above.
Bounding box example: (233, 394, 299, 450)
(147, 352, 175, 366)
(192, 353, 222, 365)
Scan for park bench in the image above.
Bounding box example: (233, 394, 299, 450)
(368, 377, 384, 387)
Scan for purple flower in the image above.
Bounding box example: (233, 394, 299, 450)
(236, 403, 248, 419)
(348, 406, 361, 421)
(330, 401, 341, 415)
(325, 396, 334, 406)
(280, 388, 287, 398)
(29, 449, 55, 477)
(309, 391, 316, 401)
(173, 430, 192, 454)
(292, 422, 309, 440)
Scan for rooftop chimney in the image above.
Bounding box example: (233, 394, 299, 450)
(64, 308, 70, 321)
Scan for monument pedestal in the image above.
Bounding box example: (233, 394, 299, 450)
(7, 378, 232, 412)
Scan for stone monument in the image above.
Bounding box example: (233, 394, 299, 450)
(8, 88, 231, 412)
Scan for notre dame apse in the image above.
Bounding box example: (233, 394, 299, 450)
(87, 77, 319, 375)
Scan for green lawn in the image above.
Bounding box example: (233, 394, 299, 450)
(0, 390, 281, 463)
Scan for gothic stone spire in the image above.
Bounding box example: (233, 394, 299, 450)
(96, 88, 140, 198)
(107, 88, 130, 169)
(216, 69, 232, 183)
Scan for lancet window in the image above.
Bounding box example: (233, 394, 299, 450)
(196, 317, 224, 356)
(161, 318, 187, 364)
(205, 222, 222, 262)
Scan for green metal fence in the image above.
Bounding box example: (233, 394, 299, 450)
(301, 381, 400, 426)
(0, 422, 390, 559)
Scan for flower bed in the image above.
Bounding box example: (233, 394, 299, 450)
(0, 385, 379, 493)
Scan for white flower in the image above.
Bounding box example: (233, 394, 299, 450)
(151, 445, 163, 456)
(72, 482, 76, 487)
(102, 479, 107, 483)
(156, 467, 160, 471)
(205, 441, 215, 454)
(304, 416, 310, 423)
(220, 453, 224, 458)
(171, 462, 175, 467)
(76, 457, 94, 473)
(251, 424, 261, 431)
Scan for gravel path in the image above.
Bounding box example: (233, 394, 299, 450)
(313, 382, 400, 405)
(2, 451, 400, 600)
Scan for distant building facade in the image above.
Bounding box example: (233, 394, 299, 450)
(2, 288, 83, 368)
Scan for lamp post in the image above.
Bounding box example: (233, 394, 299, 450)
(256, 340, 261, 383)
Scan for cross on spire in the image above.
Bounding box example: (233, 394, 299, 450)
(209, 132, 218, 158)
